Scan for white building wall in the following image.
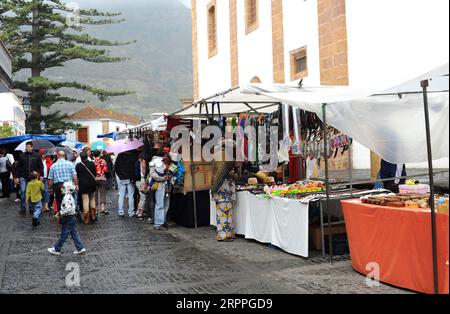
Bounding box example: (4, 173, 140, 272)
(283, 0, 321, 85)
(197, 0, 232, 98)
(66, 120, 103, 144)
(0, 93, 25, 135)
(66, 120, 136, 144)
(109, 120, 132, 134)
(236, 0, 274, 84)
(195, 0, 449, 169)
(346, 0, 449, 90)
(345, 0, 449, 169)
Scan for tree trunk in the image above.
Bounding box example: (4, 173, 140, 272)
(31, 1, 41, 133)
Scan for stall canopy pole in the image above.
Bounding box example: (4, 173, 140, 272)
(349, 141, 353, 196)
(421, 79, 438, 294)
(322, 103, 333, 262)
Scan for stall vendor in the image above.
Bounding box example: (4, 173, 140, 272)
(211, 160, 241, 242)
(374, 159, 407, 193)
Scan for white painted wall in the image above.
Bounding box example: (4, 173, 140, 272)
(66, 120, 102, 144)
(283, 0, 321, 85)
(66, 120, 136, 144)
(66, 119, 136, 144)
(345, 0, 449, 169)
(197, 0, 232, 98)
(346, 0, 449, 90)
(195, 0, 449, 170)
(0, 93, 26, 135)
(236, 0, 274, 84)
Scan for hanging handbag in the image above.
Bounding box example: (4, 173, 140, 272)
(81, 162, 104, 183)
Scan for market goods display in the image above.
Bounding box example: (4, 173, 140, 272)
(361, 193, 430, 209)
(263, 181, 325, 196)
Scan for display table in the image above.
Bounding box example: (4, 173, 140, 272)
(210, 191, 309, 257)
(342, 199, 449, 294)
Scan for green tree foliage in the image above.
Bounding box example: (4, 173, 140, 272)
(0, 124, 15, 138)
(0, 0, 134, 134)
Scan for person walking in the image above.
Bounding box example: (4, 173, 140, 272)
(26, 171, 45, 227)
(150, 156, 169, 231)
(0, 149, 12, 198)
(38, 150, 52, 212)
(101, 151, 115, 190)
(48, 181, 86, 255)
(48, 151, 78, 215)
(12, 151, 21, 203)
(93, 150, 108, 215)
(115, 150, 138, 218)
(75, 152, 97, 224)
(15, 142, 43, 214)
(136, 153, 149, 220)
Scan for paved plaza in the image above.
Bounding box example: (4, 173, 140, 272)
(0, 194, 410, 294)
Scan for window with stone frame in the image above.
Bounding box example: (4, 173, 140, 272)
(207, 0, 217, 58)
(245, 0, 259, 35)
(290, 46, 308, 81)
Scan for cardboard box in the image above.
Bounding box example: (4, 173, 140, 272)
(180, 161, 214, 193)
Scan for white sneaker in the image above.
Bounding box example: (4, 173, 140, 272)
(74, 248, 86, 255)
(48, 247, 61, 255)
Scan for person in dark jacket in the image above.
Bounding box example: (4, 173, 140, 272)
(101, 151, 115, 190)
(14, 142, 44, 214)
(374, 159, 407, 193)
(76, 152, 97, 224)
(115, 150, 138, 218)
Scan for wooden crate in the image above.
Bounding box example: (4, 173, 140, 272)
(310, 224, 347, 251)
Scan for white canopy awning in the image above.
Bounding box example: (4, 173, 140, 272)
(170, 88, 281, 117)
(117, 116, 167, 138)
(240, 63, 449, 164)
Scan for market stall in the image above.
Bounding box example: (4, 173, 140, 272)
(342, 198, 449, 294)
(209, 190, 310, 257)
(241, 62, 449, 293)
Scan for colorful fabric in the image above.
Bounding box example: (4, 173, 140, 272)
(216, 201, 235, 241)
(213, 178, 236, 203)
(48, 159, 76, 184)
(94, 157, 108, 177)
(213, 178, 236, 241)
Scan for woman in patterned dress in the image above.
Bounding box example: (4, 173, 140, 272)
(212, 165, 240, 242)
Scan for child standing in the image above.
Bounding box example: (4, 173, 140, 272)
(48, 182, 86, 255)
(26, 171, 44, 227)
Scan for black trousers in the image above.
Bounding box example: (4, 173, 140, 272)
(0, 171, 11, 197)
(53, 183, 64, 213)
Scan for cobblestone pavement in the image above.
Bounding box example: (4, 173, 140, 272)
(0, 194, 411, 294)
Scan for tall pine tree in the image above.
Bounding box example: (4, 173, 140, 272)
(0, 0, 133, 134)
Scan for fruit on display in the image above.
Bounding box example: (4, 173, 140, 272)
(264, 181, 324, 196)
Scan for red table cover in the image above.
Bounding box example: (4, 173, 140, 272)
(342, 199, 449, 294)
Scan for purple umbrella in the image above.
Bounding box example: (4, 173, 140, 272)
(106, 138, 144, 155)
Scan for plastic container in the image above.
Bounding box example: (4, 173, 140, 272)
(399, 184, 430, 195)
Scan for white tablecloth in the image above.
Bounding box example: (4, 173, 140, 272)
(210, 191, 309, 257)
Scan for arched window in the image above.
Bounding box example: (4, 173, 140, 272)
(250, 76, 262, 83)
